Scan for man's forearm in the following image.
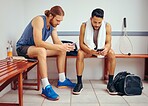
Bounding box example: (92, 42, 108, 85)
(105, 43, 111, 51)
(36, 41, 60, 51)
(80, 44, 92, 54)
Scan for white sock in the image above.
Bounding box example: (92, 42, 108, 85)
(41, 77, 50, 89)
(59, 72, 66, 82)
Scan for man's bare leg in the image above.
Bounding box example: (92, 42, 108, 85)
(46, 50, 66, 82)
(73, 49, 91, 95)
(28, 46, 48, 79)
(46, 49, 76, 88)
(106, 49, 117, 94)
(27, 46, 59, 100)
(76, 50, 86, 76)
(106, 49, 116, 77)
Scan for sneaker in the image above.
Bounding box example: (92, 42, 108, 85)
(107, 83, 118, 95)
(72, 83, 83, 95)
(57, 78, 76, 88)
(41, 85, 59, 100)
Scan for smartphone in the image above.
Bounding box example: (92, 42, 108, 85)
(97, 48, 104, 51)
(27, 58, 37, 62)
(72, 42, 77, 45)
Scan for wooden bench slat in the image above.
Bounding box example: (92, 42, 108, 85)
(0, 69, 20, 83)
(0, 60, 29, 76)
(0, 64, 16, 70)
(0, 60, 27, 68)
(0, 67, 17, 77)
(0, 59, 38, 83)
(0, 65, 16, 72)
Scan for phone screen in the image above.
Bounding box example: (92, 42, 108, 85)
(97, 49, 104, 51)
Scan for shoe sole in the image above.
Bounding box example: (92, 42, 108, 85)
(41, 94, 59, 101)
(72, 88, 83, 95)
(106, 89, 118, 95)
(57, 86, 73, 89)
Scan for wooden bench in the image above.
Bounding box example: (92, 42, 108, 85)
(64, 54, 148, 80)
(0, 59, 38, 106)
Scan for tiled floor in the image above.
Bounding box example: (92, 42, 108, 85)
(1, 79, 148, 106)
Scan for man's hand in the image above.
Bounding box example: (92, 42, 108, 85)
(90, 49, 98, 56)
(90, 47, 108, 57)
(58, 43, 75, 52)
(97, 48, 108, 56)
(66, 43, 75, 52)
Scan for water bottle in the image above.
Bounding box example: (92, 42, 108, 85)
(7, 41, 13, 62)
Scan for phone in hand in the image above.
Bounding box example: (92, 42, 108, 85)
(97, 48, 104, 52)
(96, 48, 105, 58)
(27, 58, 37, 62)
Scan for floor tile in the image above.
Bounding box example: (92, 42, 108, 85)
(42, 103, 70, 106)
(24, 102, 43, 106)
(96, 94, 127, 104)
(123, 94, 148, 103)
(71, 103, 100, 106)
(43, 94, 71, 103)
(128, 103, 148, 106)
(23, 93, 44, 103)
(0, 93, 18, 103)
(100, 104, 129, 106)
(71, 94, 98, 104)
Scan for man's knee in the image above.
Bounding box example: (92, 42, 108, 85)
(107, 49, 115, 59)
(77, 50, 85, 60)
(58, 51, 66, 56)
(37, 48, 47, 57)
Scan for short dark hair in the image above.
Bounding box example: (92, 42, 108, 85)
(44, 6, 65, 17)
(91, 8, 104, 18)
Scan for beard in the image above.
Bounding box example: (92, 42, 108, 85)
(50, 22, 57, 27)
(50, 18, 57, 27)
(93, 26, 100, 30)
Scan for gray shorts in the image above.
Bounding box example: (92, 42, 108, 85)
(16, 46, 30, 58)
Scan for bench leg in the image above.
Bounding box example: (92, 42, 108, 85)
(11, 69, 40, 91)
(144, 58, 148, 80)
(64, 57, 67, 76)
(11, 77, 18, 90)
(23, 71, 28, 80)
(18, 72, 23, 106)
(104, 58, 109, 80)
(11, 70, 29, 90)
(37, 64, 40, 91)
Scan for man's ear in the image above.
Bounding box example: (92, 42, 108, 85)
(90, 17, 92, 21)
(49, 14, 53, 18)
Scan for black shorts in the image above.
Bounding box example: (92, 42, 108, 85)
(16, 46, 30, 58)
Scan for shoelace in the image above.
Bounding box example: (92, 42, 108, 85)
(47, 86, 58, 96)
(67, 79, 74, 85)
(47, 86, 54, 95)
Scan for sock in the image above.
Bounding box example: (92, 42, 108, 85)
(41, 77, 50, 89)
(77, 75, 82, 84)
(108, 75, 114, 84)
(59, 72, 66, 82)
